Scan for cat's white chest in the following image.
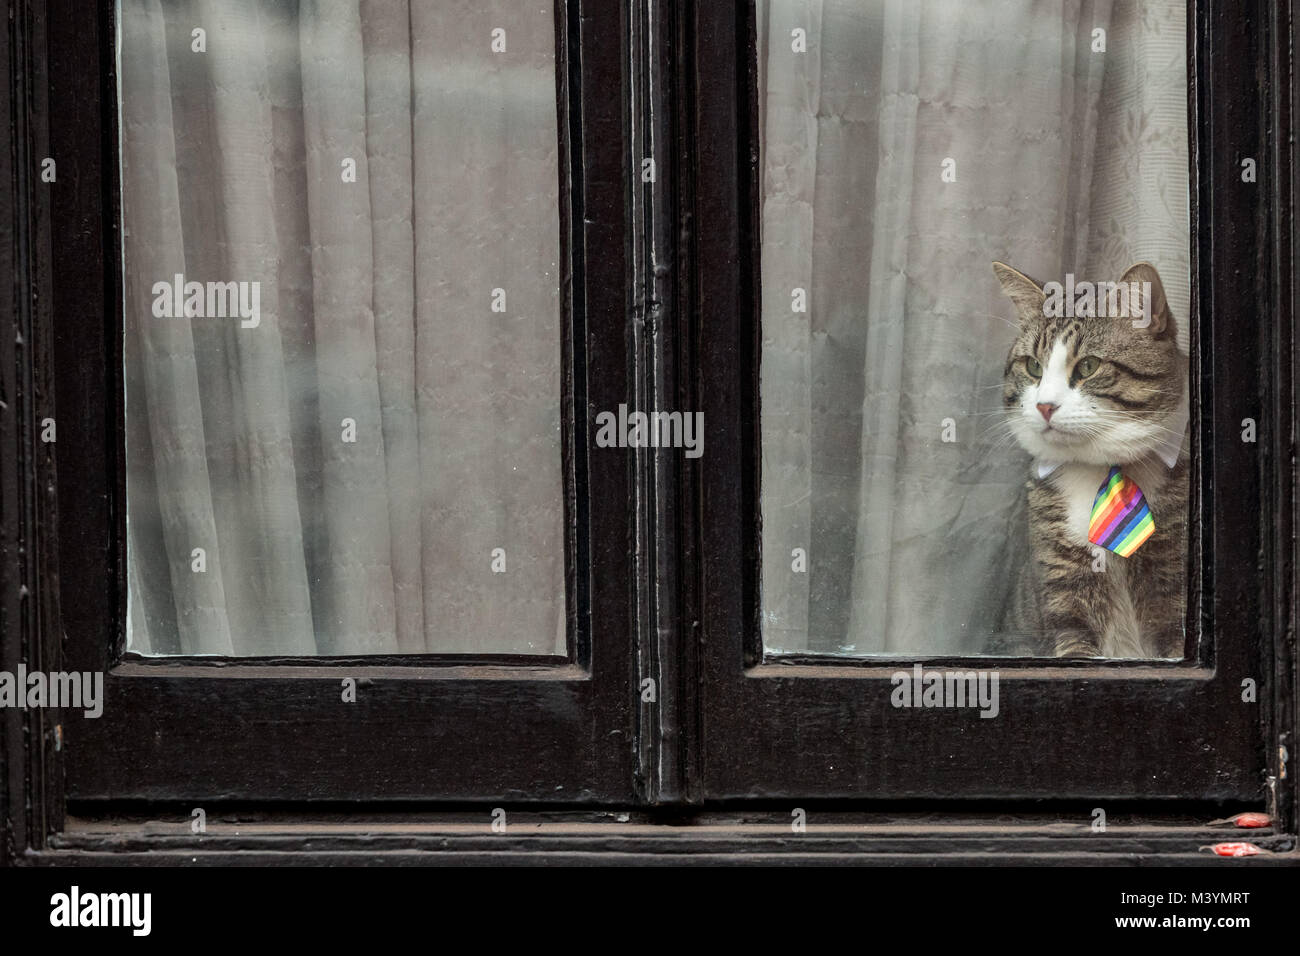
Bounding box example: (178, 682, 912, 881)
(1046, 463, 1109, 547)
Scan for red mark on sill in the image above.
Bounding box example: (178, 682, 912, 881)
(1204, 842, 1264, 857)
(1206, 812, 1271, 828)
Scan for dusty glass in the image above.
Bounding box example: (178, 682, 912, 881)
(120, 1, 565, 656)
(757, 0, 1192, 659)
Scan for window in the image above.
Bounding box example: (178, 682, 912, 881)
(40, 0, 637, 806)
(3, 0, 1297, 865)
(690, 0, 1284, 803)
(756, 0, 1193, 660)
(119, 1, 568, 656)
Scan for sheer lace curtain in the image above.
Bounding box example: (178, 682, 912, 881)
(758, 0, 1190, 655)
(122, 0, 566, 655)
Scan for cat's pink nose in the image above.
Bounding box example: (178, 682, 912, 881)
(1036, 402, 1057, 422)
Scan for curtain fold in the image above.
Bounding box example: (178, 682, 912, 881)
(758, 0, 1189, 655)
(361, 0, 424, 654)
(122, 0, 565, 655)
(758, 0, 823, 652)
(410, 0, 565, 653)
(187, 0, 318, 655)
(123, 0, 237, 655)
(299, 0, 399, 654)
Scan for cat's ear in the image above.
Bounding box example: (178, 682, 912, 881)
(1120, 262, 1174, 338)
(992, 262, 1046, 322)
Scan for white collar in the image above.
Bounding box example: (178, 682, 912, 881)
(1034, 385, 1189, 479)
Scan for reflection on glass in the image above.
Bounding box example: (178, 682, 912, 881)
(758, 0, 1190, 658)
(121, 1, 565, 656)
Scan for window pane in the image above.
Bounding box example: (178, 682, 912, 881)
(757, 0, 1191, 658)
(120, 1, 566, 656)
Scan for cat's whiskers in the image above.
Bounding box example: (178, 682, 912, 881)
(971, 311, 1024, 333)
(982, 431, 1029, 458)
(973, 415, 1024, 443)
(974, 425, 1023, 445)
(1087, 410, 1186, 439)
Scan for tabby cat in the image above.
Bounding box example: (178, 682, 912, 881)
(993, 261, 1188, 658)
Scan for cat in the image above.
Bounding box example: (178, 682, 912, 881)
(991, 261, 1189, 659)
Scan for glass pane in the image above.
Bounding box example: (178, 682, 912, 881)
(757, 0, 1191, 659)
(120, 1, 565, 656)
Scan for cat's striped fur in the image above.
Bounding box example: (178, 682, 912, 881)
(993, 262, 1188, 659)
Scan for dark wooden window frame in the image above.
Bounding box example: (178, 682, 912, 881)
(2, 0, 1297, 864)
(3, 0, 641, 819)
(50, 0, 643, 808)
(684, 0, 1282, 804)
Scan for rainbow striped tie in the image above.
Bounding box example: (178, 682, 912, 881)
(1088, 466, 1155, 557)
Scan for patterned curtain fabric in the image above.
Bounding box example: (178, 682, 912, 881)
(121, 0, 566, 655)
(757, 0, 1190, 654)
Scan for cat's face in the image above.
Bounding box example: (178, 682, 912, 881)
(994, 262, 1185, 466)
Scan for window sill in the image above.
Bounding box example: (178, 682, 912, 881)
(31, 813, 1300, 865)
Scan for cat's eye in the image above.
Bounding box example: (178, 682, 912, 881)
(1024, 356, 1042, 378)
(1074, 356, 1102, 379)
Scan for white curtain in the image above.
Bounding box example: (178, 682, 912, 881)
(758, 0, 1190, 654)
(122, 0, 566, 655)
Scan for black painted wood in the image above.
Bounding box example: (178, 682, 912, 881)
(2, 0, 61, 862)
(38, 812, 1296, 864)
(1266, 0, 1298, 835)
(1, 0, 26, 866)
